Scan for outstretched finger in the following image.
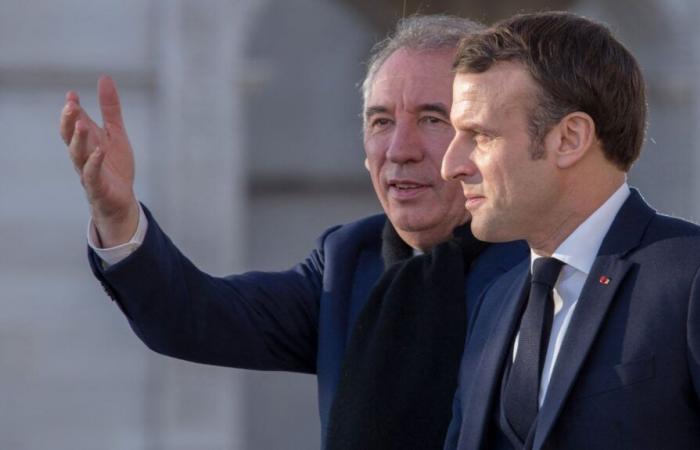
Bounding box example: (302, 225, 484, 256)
(60, 98, 81, 145)
(81, 145, 106, 193)
(60, 90, 83, 143)
(68, 120, 94, 174)
(66, 90, 80, 104)
(98, 75, 125, 133)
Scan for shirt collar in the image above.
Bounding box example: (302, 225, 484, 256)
(530, 183, 630, 275)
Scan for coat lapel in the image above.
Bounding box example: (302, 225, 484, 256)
(460, 260, 530, 450)
(533, 255, 632, 449)
(532, 189, 656, 449)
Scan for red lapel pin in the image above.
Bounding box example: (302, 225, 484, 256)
(599, 275, 611, 285)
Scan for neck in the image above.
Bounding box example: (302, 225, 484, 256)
(528, 172, 625, 256)
(393, 214, 469, 252)
(398, 230, 445, 253)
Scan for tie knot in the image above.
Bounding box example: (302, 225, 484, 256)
(531, 257, 563, 288)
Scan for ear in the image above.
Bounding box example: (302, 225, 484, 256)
(547, 112, 596, 169)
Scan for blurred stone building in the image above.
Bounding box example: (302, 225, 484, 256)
(0, 0, 698, 449)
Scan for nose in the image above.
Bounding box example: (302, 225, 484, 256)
(441, 132, 478, 181)
(386, 121, 424, 164)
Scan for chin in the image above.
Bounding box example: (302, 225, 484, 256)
(390, 212, 436, 233)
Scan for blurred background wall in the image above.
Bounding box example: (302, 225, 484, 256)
(0, 0, 698, 448)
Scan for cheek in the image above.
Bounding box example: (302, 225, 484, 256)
(425, 129, 456, 160)
(442, 179, 465, 204)
(445, 183, 469, 218)
(498, 159, 530, 207)
(363, 139, 385, 176)
(499, 161, 550, 214)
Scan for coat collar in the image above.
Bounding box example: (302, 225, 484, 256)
(459, 189, 657, 450)
(532, 189, 656, 449)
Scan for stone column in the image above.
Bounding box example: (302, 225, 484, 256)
(144, 1, 267, 448)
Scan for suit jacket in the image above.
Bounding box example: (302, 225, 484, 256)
(88, 206, 528, 443)
(445, 189, 700, 450)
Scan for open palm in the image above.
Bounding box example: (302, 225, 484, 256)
(60, 75, 139, 245)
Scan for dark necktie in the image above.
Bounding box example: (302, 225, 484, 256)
(503, 257, 564, 446)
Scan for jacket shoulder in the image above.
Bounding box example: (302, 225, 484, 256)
(317, 213, 386, 250)
(646, 212, 700, 238)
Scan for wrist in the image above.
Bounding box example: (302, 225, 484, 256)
(91, 198, 140, 247)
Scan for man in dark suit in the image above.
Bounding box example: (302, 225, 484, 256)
(441, 11, 700, 450)
(59, 15, 526, 449)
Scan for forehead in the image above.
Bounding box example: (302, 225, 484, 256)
(367, 48, 455, 108)
(451, 61, 537, 120)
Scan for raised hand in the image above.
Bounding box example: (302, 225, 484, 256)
(60, 75, 140, 247)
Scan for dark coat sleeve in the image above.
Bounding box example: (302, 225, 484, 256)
(88, 205, 332, 374)
(687, 264, 700, 399)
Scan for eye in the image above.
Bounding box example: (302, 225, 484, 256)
(368, 117, 393, 131)
(474, 132, 494, 145)
(420, 115, 447, 126)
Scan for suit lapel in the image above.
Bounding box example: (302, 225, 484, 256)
(460, 261, 530, 450)
(532, 189, 656, 449)
(533, 255, 632, 449)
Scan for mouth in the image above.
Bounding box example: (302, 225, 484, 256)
(387, 179, 430, 199)
(463, 194, 485, 210)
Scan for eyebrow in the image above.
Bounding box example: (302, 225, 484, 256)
(455, 120, 499, 136)
(364, 106, 388, 120)
(419, 103, 450, 118)
(364, 103, 450, 120)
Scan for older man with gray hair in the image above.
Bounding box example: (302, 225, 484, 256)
(59, 15, 526, 449)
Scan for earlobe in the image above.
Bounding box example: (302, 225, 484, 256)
(554, 112, 595, 169)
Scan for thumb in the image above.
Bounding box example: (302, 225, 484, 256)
(98, 75, 125, 131)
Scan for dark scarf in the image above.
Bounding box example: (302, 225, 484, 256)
(325, 220, 488, 450)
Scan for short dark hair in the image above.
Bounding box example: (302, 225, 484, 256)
(453, 11, 647, 171)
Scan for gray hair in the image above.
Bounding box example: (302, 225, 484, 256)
(361, 15, 483, 113)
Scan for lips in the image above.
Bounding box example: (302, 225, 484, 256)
(387, 179, 430, 199)
(392, 182, 424, 190)
(463, 194, 485, 209)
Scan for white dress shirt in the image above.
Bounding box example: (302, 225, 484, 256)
(514, 182, 630, 406)
(88, 204, 149, 265)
